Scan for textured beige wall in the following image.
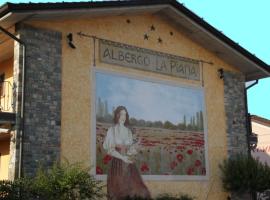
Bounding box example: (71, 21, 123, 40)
(0, 139, 10, 180)
(0, 58, 13, 112)
(0, 58, 13, 180)
(27, 14, 240, 199)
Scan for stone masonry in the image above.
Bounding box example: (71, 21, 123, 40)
(15, 24, 62, 176)
(223, 71, 248, 157)
(223, 71, 251, 200)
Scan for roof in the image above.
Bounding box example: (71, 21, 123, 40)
(0, 0, 269, 80)
(251, 115, 270, 127)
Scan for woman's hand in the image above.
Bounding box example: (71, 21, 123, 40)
(127, 145, 137, 156)
(122, 155, 133, 164)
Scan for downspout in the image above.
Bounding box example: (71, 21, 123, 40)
(18, 45, 25, 179)
(244, 80, 258, 200)
(245, 80, 258, 156)
(0, 26, 26, 179)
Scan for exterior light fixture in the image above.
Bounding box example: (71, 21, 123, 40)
(249, 133, 258, 151)
(67, 33, 76, 49)
(218, 68, 224, 79)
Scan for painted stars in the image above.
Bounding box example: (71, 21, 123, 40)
(141, 24, 175, 44)
(158, 37, 162, 44)
(144, 33, 149, 40)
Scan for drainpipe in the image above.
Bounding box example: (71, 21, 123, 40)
(246, 80, 258, 90)
(245, 80, 258, 156)
(0, 26, 26, 179)
(245, 80, 259, 200)
(246, 80, 258, 156)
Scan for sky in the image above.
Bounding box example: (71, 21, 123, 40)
(96, 72, 204, 124)
(179, 0, 270, 120)
(0, 0, 269, 120)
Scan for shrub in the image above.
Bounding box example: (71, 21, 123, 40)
(30, 162, 104, 200)
(219, 154, 270, 194)
(0, 163, 104, 200)
(156, 194, 194, 200)
(124, 196, 152, 200)
(0, 180, 17, 200)
(0, 179, 32, 200)
(123, 194, 194, 200)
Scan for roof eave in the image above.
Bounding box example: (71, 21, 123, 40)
(0, 0, 269, 80)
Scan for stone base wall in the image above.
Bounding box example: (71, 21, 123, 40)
(223, 71, 251, 200)
(15, 24, 62, 176)
(223, 71, 248, 156)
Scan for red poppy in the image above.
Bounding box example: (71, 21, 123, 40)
(170, 161, 177, 170)
(103, 154, 112, 165)
(96, 166, 103, 174)
(140, 163, 149, 172)
(177, 145, 185, 150)
(187, 149, 193, 155)
(195, 160, 201, 167)
(187, 167, 194, 175)
(176, 154, 183, 162)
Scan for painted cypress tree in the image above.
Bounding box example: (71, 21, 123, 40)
(200, 111, 204, 131)
(183, 115, 187, 130)
(196, 112, 200, 131)
(97, 97, 102, 117)
(104, 100, 108, 116)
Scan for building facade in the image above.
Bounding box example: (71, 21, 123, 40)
(0, 1, 269, 199)
(251, 115, 270, 165)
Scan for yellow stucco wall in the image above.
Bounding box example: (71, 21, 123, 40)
(0, 139, 10, 180)
(0, 58, 14, 112)
(27, 14, 241, 199)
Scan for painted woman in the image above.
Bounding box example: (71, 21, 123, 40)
(103, 106, 151, 200)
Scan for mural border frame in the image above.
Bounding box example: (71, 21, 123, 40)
(91, 67, 210, 181)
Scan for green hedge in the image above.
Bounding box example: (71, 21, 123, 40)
(0, 163, 194, 200)
(219, 154, 270, 194)
(123, 194, 194, 200)
(0, 163, 104, 200)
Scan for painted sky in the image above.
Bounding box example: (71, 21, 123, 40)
(96, 72, 204, 124)
(1, 0, 269, 119)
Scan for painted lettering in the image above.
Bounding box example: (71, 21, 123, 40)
(160, 60, 167, 72)
(170, 60, 177, 69)
(137, 56, 143, 65)
(144, 57, 150, 66)
(118, 50, 125, 61)
(176, 64, 186, 74)
(100, 40, 200, 80)
(125, 52, 132, 63)
(131, 54, 137, 64)
(189, 66, 197, 77)
(103, 48, 111, 59)
(111, 49, 118, 60)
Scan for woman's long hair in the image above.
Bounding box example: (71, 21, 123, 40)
(113, 106, 130, 127)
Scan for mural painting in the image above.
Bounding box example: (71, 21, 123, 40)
(94, 70, 207, 196)
(103, 105, 151, 199)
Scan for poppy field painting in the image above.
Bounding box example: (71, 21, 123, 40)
(93, 70, 208, 179)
